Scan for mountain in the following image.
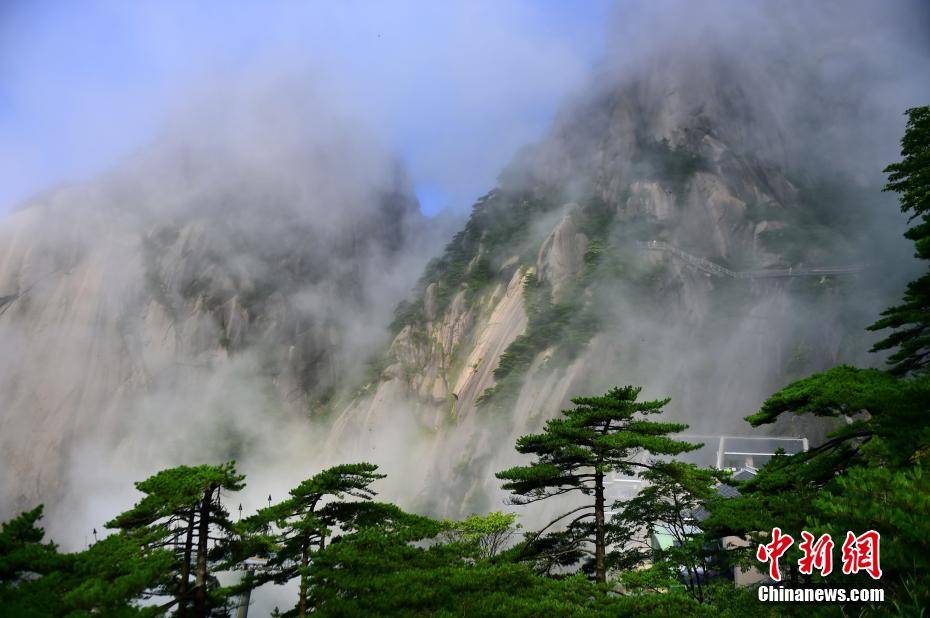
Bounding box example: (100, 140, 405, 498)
(0, 48, 912, 540)
(322, 50, 907, 517)
(0, 87, 429, 526)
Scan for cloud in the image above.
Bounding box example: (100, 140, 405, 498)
(0, 1, 610, 216)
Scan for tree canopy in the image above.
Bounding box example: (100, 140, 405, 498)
(497, 385, 700, 584)
(869, 106, 930, 375)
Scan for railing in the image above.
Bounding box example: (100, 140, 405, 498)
(636, 240, 862, 279)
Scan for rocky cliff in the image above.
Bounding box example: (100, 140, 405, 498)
(323, 51, 899, 517)
(0, 95, 428, 523)
(0, 47, 910, 537)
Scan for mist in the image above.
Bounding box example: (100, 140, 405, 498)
(313, 0, 930, 533)
(0, 1, 612, 545)
(0, 1, 608, 217)
(1, 1, 929, 613)
(0, 71, 433, 548)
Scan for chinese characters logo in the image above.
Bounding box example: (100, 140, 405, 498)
(756, 528, 881, 581)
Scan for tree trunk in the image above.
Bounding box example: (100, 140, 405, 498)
(696, 554, 708, 603)
(684, 566, 696, 599)
(194, 486, 214, 617)
(178, 509, 196, 617)
(298, 541, 309, 617)
(594, 471, 606, 584)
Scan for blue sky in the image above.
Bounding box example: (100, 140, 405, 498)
(0, 1, 611, 216)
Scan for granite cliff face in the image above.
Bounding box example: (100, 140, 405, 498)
(323, 53, 894, 517)
(0, 103, 426, 520)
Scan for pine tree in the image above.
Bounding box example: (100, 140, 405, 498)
(496, 386, 700, 584)
(0, 505, 173, 616)
(63, 530, 176, 615)
(240, 463, 400, 617)
(614, 461, 724, 602)
(0, 506, 68, 616)
(107, 462, 245, 617)
(307, 512, 693, 617)
(869, 106, 930, 375)
(0, 506, 61, 587)
(718, 364, 930, 603)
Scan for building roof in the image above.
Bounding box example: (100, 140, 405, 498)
(730, 467, 758, 482)
(692, 467, 759, 522)
(715, 466, 757, 499)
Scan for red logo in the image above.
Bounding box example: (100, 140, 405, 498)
(756, 527, 794, 582)
(798, 531, 834, 576)
(841, 530, 882, 580)
(756, 528, 882, 581)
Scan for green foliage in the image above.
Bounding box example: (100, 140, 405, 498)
(478, 272, 597, 410)
(611, 462, 726, 602)
(0, 457, 761, 616)
(0, 506, 61, 585)
(480, 204, 620, 409)
(498, 386, 699, 584)
(440, 511, 520, 559)
(390, 190, 560, 334)
(699, 115, 930, 614)
(0, 506, 69, 616)
(60, 532, 175, 616)
(234, 463, 389, 616)
(12, 108, 930, 614)
(478, 196, 633, 411)
(108, 462, 245, 535)
(707, 365, 930, 610)
(0, 507, 171, 616)
(869, 106, 930, 375)
(392, 192, 615, 403)
(815, 464, 930, 610)
(309, 522, 700, 617)
(883, 106, 930, 218)
(107, 461, 246, 616)
(745, 365, 930, 475)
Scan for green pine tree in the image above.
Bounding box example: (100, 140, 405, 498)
(0, 505, 69, 616)
(107, 461, 245, 617)
(238, 463, 390, 617)
(307, 512, 698, 617)
(716, 365, 930, 607)
(0, 505, 173, 616)
(613, 461, 725, 602)
(869, 106, 930, 375)
(496, 385, 700, 584)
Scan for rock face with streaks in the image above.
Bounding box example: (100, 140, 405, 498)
(536, 205, 589, 301)
(321, 50, 894, 518)
(0, 93, 426, 519)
